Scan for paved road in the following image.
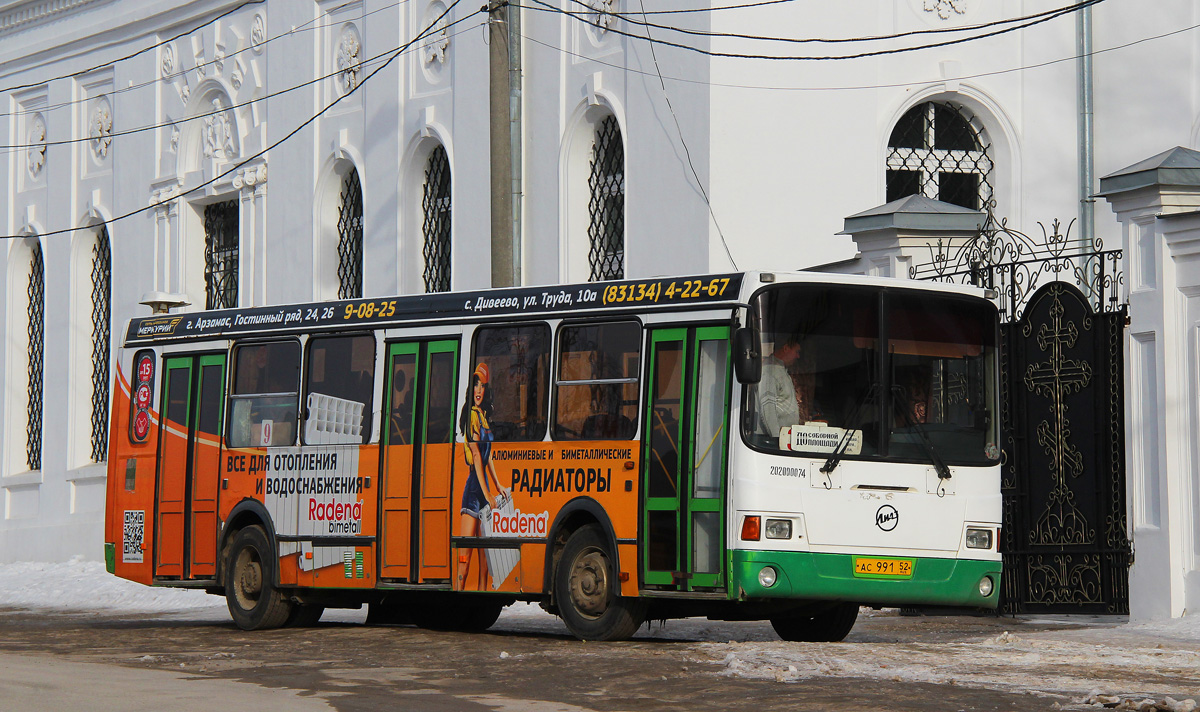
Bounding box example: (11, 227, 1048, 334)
(0, 605, 1192, 712)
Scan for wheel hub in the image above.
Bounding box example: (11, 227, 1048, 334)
(233, 551, 263, 609)
(569, 549, 609, 619)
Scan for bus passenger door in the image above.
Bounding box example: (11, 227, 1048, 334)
(188, 355, 226, 578)
(379, 340, 459, 583)
(155, 353, 226, 580)
(642, 326, 731, 592)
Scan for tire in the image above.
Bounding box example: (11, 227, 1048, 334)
(770, 602, 859, 642)
(284, 604, 325, 627)
(225, 526, 293, 630)
(554, 524, 647, 641)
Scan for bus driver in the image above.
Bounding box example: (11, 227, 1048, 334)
(758, 337, 802, 438)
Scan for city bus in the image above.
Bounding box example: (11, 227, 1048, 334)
(104, 271, 1002, 641)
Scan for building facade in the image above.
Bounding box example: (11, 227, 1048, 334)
(1, 0, 1197, 616)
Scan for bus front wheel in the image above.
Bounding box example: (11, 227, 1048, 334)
(770, 602, 859, 642)
(225, 525, 293, 630)
(554, 524, 646, 641)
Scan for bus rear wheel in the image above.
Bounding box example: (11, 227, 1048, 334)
(225, 525, 292, 630)
(554, 524, 646, 641)
(770, 602, 859, 642)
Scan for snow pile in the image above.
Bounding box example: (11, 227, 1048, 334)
(0, 557, 222, 614)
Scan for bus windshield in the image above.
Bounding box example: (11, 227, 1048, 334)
(743, 283, 1000, 467)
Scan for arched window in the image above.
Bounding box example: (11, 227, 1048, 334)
(337, 167, 363, 299)
(90, 226, 112, 462)
(886, 101, 993, 210)
(422, 145, 451, 293)
(204, 200, 239, 309)
(27, 239, 44, 471)
(588, 115, 624, 281)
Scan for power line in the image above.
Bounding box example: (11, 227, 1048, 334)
(629, 0, 800, 15)
(4, 0, 416, 121)
(0, 20, 482, 155)
(632, 0, 737, 271)
(518, 16, 1199, 93)
(2, 0, 476, 242)
(517, 0, 1100, 61)
(582, 0, 1107, 46)
(0, 0, 264, 96)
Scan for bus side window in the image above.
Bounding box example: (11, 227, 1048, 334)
(304, 335, 376, 445)
(469, 324, 551, 441)
(553, 321, 640, 441)
(228, 341, 301, 448)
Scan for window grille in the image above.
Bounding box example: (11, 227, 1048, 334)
(27, 240, 44, 470)
(90, 226, 112, 462)
(588, 115, 624, 282)
(422, 145, 452, 293)
(886, 101, 993, 210)
(204, 200, 239, 309)
(337, 167, 364, 299)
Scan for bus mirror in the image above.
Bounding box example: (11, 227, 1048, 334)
(733, 328, 761, 384)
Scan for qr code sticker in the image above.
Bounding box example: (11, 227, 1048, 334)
(123, 510, 145, 563)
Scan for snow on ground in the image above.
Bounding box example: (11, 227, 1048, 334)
(2, 561, 1198, 705)
(0, 557, 222, 614)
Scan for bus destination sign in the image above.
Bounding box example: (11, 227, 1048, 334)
(125, 274, 744, 345)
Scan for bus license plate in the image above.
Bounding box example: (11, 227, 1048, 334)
(853, 557, 914, 578)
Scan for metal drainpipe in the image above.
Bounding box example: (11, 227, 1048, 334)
(509, 1, 523, 286)
(1077, 4, 1095, 249)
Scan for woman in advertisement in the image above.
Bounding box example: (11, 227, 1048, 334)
(457, 363, 511, 589)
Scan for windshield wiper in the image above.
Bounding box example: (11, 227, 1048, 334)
(820, 383, 880, 476)
(891, 385, 951, 480)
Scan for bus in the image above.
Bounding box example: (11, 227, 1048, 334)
(104, 271, 1002, 641)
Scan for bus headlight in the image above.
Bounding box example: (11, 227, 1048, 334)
(758, 566, 778, 588)
(966, 528, 993, 549)
(979, 576, 994, 597)
(765, 519, 792, 539)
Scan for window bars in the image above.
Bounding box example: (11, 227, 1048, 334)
(90, 227, 112, 462)
(886, 101, 993, 211)
(204, 201, 240, 309)
(337, 167, 364, 299)
(588, 116, 624, 282)
(422, 145, 452, 293)
(27, 240, 44, 471)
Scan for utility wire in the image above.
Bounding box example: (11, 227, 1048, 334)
(630, 0, 800, 15)
(634, 0, 737, 271)
(517, 0, 1099, 61)
(0, 20, 481, 154)
(0, 0, 264, 96)
(2, 0, 474, 242)
(580, 0, 1107, 46)
(518, 17, 1200, 93)
(5, 0, 415, 120)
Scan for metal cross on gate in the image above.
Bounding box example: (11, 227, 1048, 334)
(1023, 288, 1095, 547)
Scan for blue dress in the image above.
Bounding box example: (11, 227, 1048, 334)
(461, 407, 493, 518)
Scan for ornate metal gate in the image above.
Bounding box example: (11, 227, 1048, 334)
(913, 206, 1132, 613)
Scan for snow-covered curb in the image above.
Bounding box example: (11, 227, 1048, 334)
(0, 558, 221, 614)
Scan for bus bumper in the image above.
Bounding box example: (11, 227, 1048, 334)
(732, 550, 1001, 609)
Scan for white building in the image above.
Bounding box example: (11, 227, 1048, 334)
(1, 0, 1197, 617)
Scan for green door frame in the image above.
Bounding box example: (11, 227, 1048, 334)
(380, 339, 460, 582)
(641, 326, 731, 591)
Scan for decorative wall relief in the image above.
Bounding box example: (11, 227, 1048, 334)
(423, 2, 450, 66)
(89, 96, 114, 162)
(923, 0, 966, 19)
(203, 98, 239, 161)
(27, 113, 46, 180)
(336, 23, 362, 94)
